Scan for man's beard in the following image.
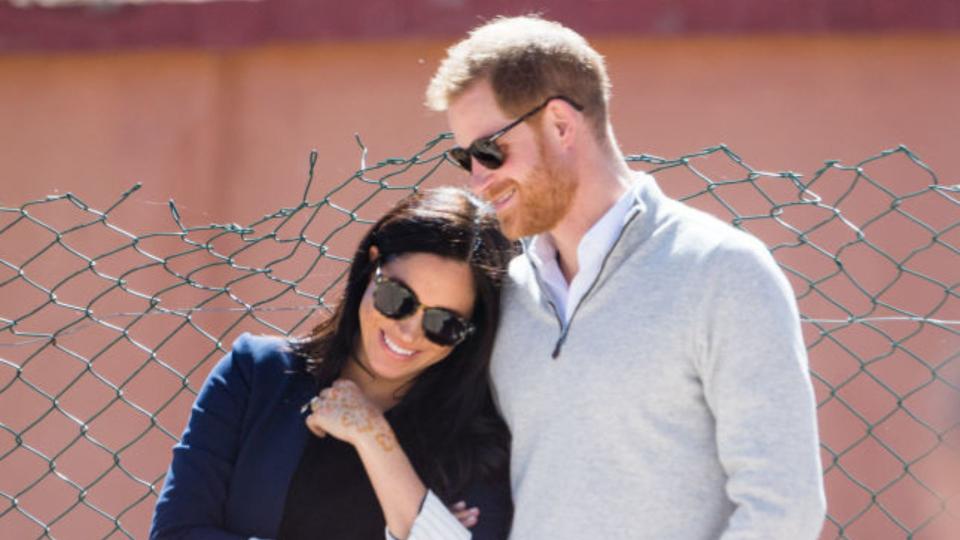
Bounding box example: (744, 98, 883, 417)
(498, 142, 577, 241)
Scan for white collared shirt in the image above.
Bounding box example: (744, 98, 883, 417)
(526, 178, 643, 324)
(384, 490, 470, 540)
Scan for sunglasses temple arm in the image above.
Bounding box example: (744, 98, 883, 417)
(488, 104, 546, 143)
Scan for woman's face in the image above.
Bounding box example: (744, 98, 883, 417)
(356, 252, 476, 387)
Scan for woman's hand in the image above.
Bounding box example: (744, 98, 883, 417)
(305, 379, 395, 450)
(449, 500, 480, 528)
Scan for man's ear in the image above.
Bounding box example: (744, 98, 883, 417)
(546, 99, 580, 149)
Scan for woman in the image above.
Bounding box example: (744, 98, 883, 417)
(151, 187, 515, 540)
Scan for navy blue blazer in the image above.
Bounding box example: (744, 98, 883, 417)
(151, 333, 512, 539)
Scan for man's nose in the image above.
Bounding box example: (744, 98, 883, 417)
(468, 161, 495, 196)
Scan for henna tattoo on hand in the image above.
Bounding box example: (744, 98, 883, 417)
(374, 430, 397, 452)
(305, 380, 398, 452)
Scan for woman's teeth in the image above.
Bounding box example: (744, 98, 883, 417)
(384, 333, 414, 356)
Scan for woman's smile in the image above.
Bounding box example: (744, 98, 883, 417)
(381, 330, 418, 359)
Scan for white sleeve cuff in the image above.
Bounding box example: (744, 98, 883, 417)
(384, 490, 471, 540)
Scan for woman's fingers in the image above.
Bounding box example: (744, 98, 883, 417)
(305, 391, 334, 436)
(448, 501, 479, 528)
(305, 414, 327, 438)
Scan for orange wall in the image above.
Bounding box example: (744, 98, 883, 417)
(2, 35, 958, 223)
(1, 34, 959, 539)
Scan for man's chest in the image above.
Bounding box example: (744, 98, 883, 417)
(489, 275, 707, 435)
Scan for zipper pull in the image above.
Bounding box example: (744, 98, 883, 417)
(552, 333, 567, 359)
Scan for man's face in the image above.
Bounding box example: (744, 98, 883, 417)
(446, 81, 577, 240)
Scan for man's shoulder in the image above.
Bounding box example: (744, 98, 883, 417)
(653, 197, 790, 296)
(506, 251, 535, 283)
(653, 189, 771, 262)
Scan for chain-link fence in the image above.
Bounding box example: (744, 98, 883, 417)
(1, 135, 958, 539)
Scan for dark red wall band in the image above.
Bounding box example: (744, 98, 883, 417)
(2, 0, 958, 53)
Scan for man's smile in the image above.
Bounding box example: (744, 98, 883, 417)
(491, 188, 517, 211)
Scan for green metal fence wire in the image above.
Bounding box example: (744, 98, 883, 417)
(1, 134, 958, 539)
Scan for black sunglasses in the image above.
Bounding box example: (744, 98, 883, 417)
(447, 95, 584, 172)
(372, 266, 475, 347)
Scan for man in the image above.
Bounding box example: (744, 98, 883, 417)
(426, 15, 826, 540)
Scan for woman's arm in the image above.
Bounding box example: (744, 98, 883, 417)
(151, 338, 261, 540)
(305, 379, 469, 540)
(355, 423, 471, 540)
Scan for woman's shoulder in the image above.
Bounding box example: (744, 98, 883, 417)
(226, 332, 304, 374)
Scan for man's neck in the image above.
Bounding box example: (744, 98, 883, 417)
(549, 147, 633, 283)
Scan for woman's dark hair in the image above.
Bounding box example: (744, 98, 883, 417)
(294, 186, 515, 499)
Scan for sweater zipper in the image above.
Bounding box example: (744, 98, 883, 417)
(528, 262, 566, 335)
(542, 209, 644, 359)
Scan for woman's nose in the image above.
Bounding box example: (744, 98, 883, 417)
(393, 310, 422, 342)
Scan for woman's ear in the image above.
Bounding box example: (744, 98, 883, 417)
(368, 245, 380, 262)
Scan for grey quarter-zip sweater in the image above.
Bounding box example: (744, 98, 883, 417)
(490, 173, 826, 540)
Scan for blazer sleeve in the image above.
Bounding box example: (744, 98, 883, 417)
(150, 335, 260, 540)
(458, 475, 513, 540)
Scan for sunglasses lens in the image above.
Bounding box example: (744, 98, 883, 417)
(448, 148, 472, 172)
(374, 270, 471, 347)
(472, 140, 504, 170)
(373, 280, 417, 319)
(423, 309, 469, 346)
(449, 140, 505, 172)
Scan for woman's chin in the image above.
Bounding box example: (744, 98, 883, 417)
(367, 337, 419, 382)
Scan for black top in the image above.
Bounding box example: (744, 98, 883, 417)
(277, 406, 414, 540)
(276, 407, 513, 540)
(277, 430, 390, 539)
